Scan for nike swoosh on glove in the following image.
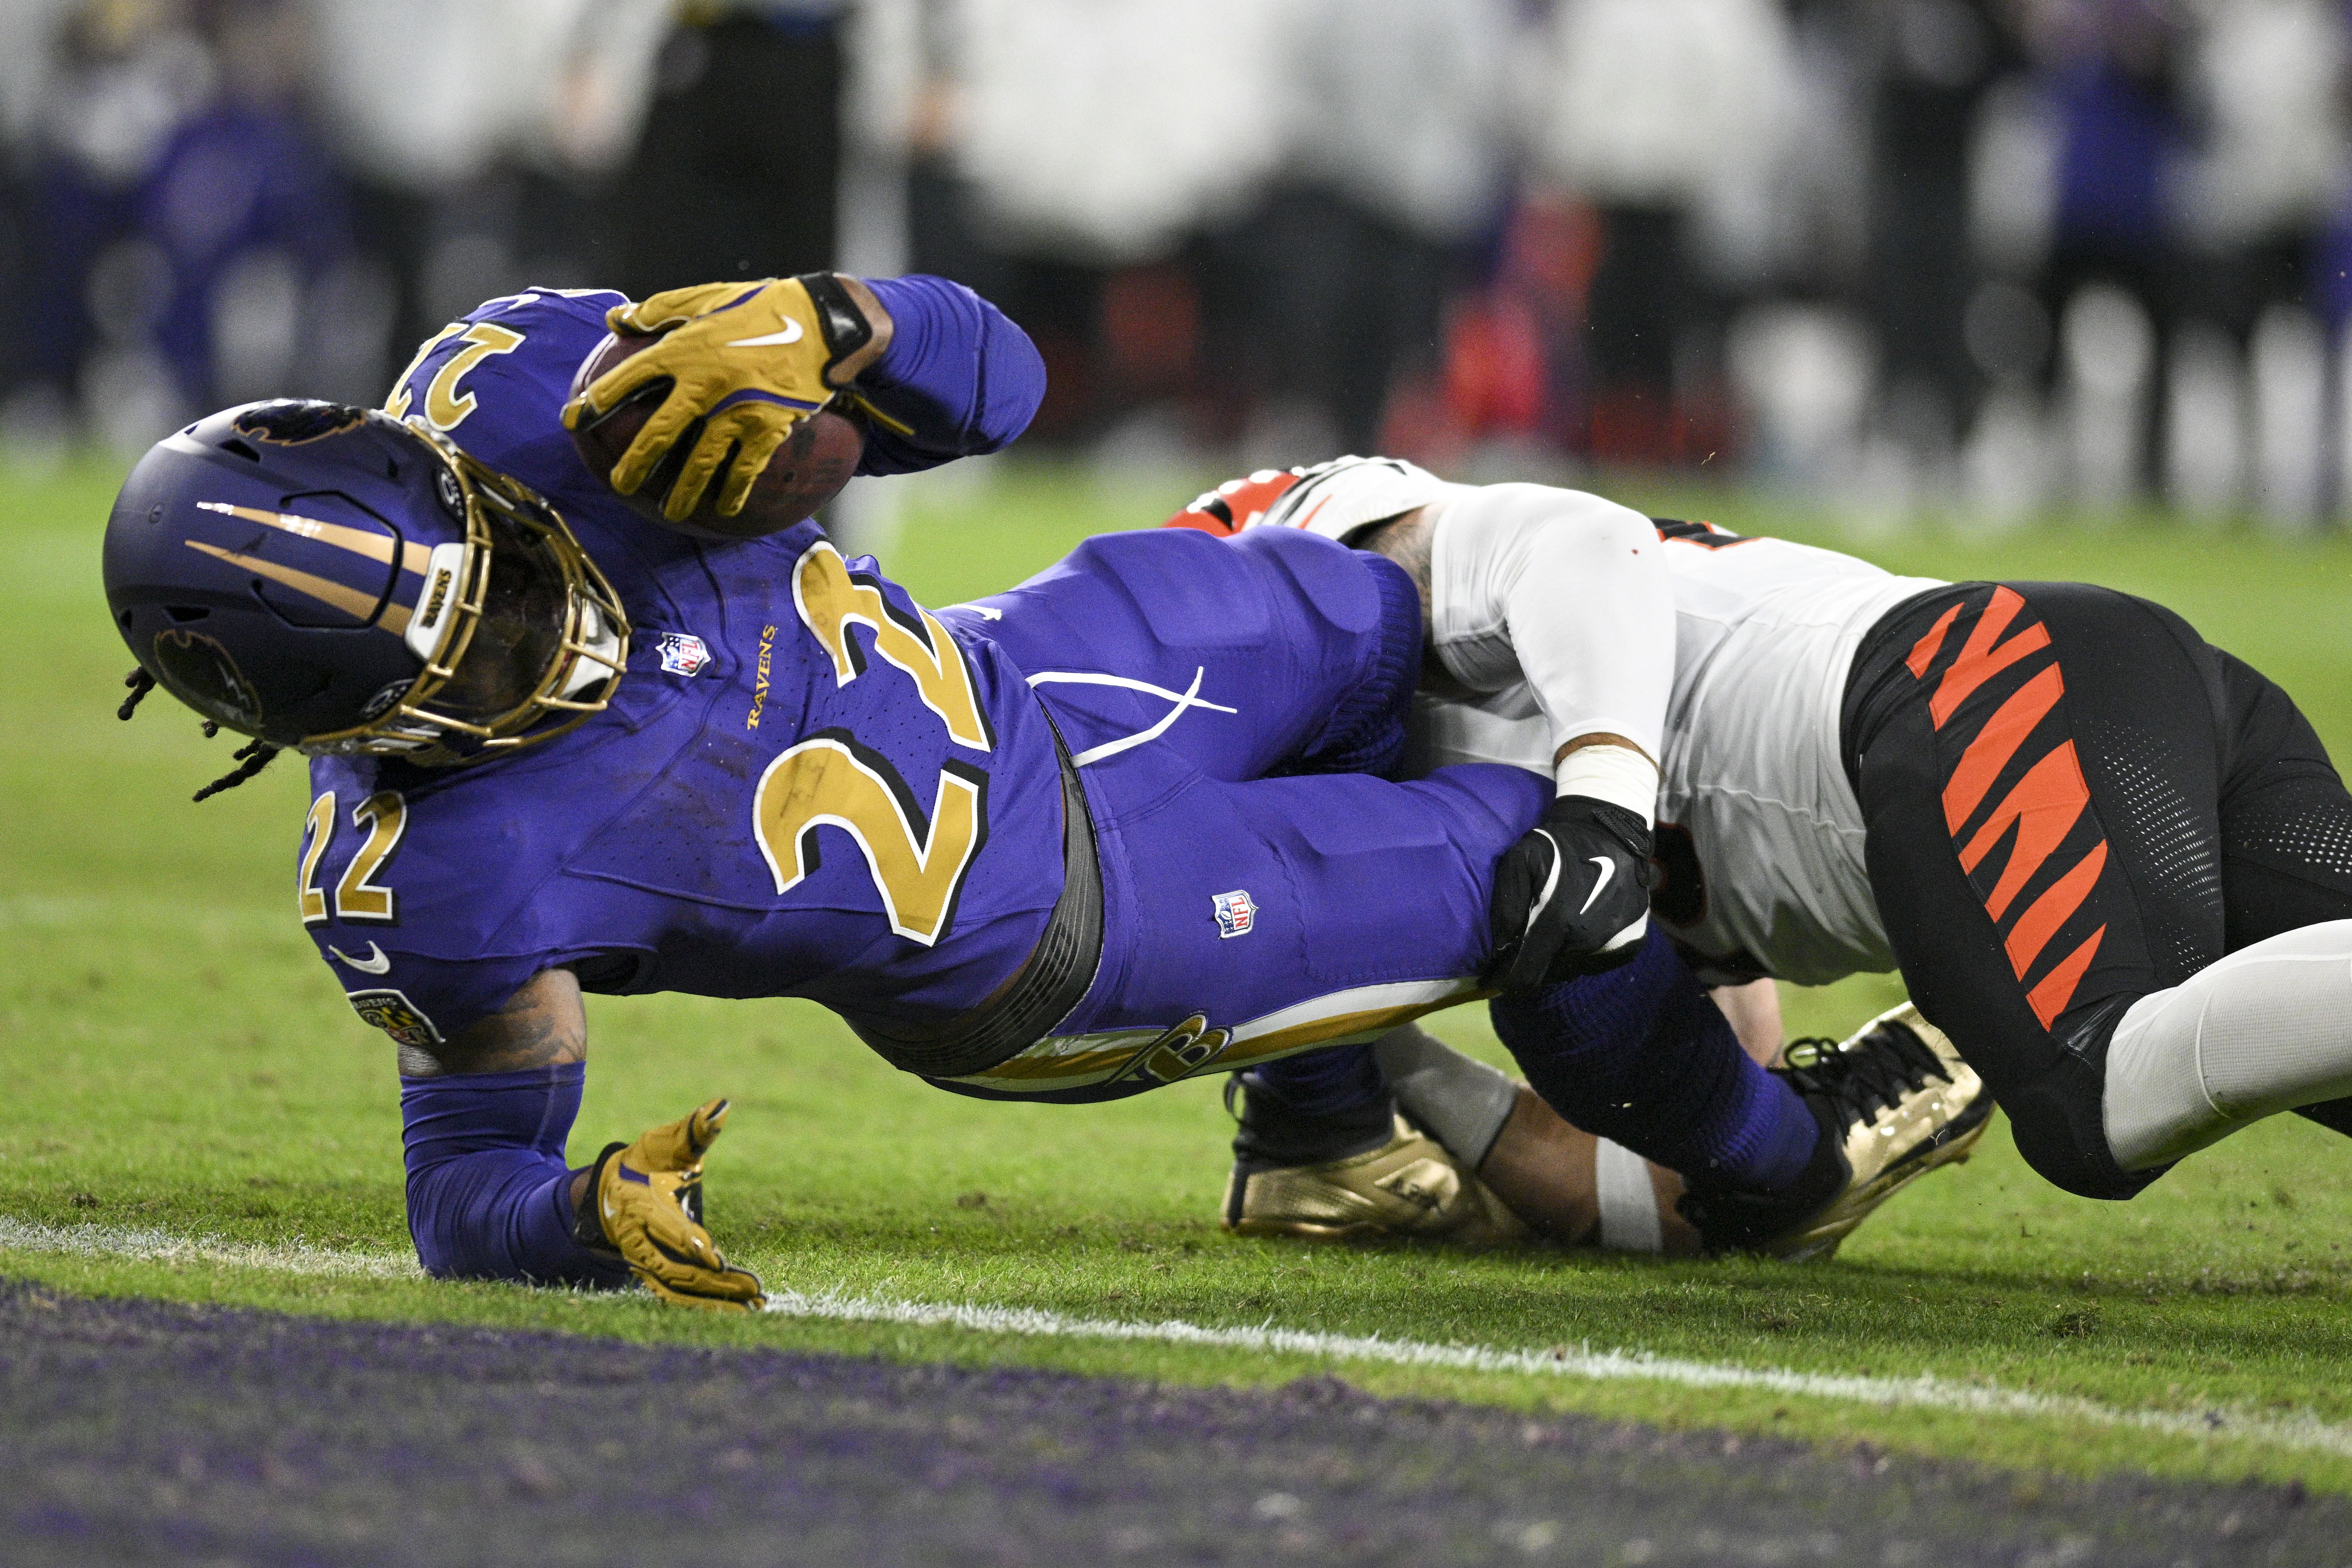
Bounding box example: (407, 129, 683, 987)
(1486, 796, 1657, 993)
(560, 274, 870, 521)
(580, 1098, 766, 1311)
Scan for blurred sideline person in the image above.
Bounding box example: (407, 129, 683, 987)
(1234, 0, 1512, 457)
(1522, 0, 1795, 462)
(101, 273, 1982, 1307)
(611, 2, 846, 295)
(1170, 458, 2352, 1226)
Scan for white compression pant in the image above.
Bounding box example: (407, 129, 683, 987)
(2102, 919, 2352, 1170)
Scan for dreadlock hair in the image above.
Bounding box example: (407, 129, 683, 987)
(117, 667, 155, 721)
(118, 665, 285, 802)
(191, 738, 283, 803)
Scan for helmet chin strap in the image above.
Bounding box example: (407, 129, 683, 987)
(560, 602, 625, 700)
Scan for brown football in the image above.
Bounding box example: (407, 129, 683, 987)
(567, 326, 865, 542)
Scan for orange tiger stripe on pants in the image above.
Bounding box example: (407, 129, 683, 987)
(1905, 589, 2111, 1027)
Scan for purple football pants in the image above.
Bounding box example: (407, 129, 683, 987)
(950, 525, 1820, 1199)
(946, 527, 1545, 1089)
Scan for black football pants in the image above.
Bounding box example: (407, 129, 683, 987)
(1843, 581, 2352, 1198)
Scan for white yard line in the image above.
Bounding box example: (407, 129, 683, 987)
(0, 1217, 420, 1280)
(770, 1289, 2352, 1459)
(7, 1216, 2350, 1460)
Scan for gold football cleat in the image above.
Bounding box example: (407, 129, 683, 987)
(1746, 1003, 1991, 1261)
(1223, 1114, 1530, 1246)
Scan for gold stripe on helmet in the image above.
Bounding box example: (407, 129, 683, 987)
(298, 423, 632, 765)
(195, 502, 434, 576)
(184, 540, 413, 635)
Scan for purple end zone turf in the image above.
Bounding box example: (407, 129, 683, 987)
(0, 1280, 2337, 1567)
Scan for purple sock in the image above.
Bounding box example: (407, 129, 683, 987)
(1489, 929, 1818, 1193)
(1231, 1044, 1393, 1168)
(1245, 1043, 1387, 1118)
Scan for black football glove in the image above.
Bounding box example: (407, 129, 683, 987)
(1486, 796, 1657, 993)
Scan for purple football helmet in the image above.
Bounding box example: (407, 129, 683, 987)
(104, 401, 629, 770)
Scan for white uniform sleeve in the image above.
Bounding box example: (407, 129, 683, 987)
(1427, 484, 1673, 816)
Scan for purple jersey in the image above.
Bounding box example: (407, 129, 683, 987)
(305, 279, 1550, 1098)
(305, 283, 1058, 1050)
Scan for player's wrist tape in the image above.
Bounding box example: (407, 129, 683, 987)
(1593, 1138, 1665, 1252)
(1554, 742, 1657, 826)
(571, 1140, 629, 1253)
(793, 271, 874, 374)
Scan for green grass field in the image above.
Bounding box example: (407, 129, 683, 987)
(10, 457, 2352, 1494)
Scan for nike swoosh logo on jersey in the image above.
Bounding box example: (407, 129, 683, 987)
(1577, 856, 1615, 914)
(330, 942, 392, 975)
(726, 319, 804, 348)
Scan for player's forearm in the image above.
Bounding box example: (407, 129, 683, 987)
(401, 1062, 628, 1285)
(1502, 511, 1673, 778)
(1710, 977, 1785, 1066)
(852, 275, 1047, 474)
(1474, 1088, 1703, 1256)
(1432, 488, 1674, 813)
(396, 968, 624, 1286)
(1369, 1023, 1701, 1253)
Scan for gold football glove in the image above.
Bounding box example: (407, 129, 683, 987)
(560, 274, 871, 522)
(584, 1098, 766, 1311)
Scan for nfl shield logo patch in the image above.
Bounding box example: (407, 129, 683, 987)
(1211, 889, 1256, 939)
(656, 633, 710, 676)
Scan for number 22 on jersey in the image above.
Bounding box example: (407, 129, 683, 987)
(299, 790, 409, 924)
(382, 322, 524, 430)
(751, 542, 994, 946)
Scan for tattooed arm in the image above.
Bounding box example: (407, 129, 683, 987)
(394, 972, 758, 1307)
(390, 967, 600, 1217)
(394, 966, 621, 1284)
(397, 966, 586, 1079)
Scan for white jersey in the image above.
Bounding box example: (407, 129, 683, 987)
(1397, 490, 1943, 985)
(1224, 460, 1945, 984)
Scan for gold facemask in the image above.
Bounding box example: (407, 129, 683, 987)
(302, 428, 632, 765)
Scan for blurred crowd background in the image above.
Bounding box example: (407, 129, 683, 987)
(4, 0, 2350, 527)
